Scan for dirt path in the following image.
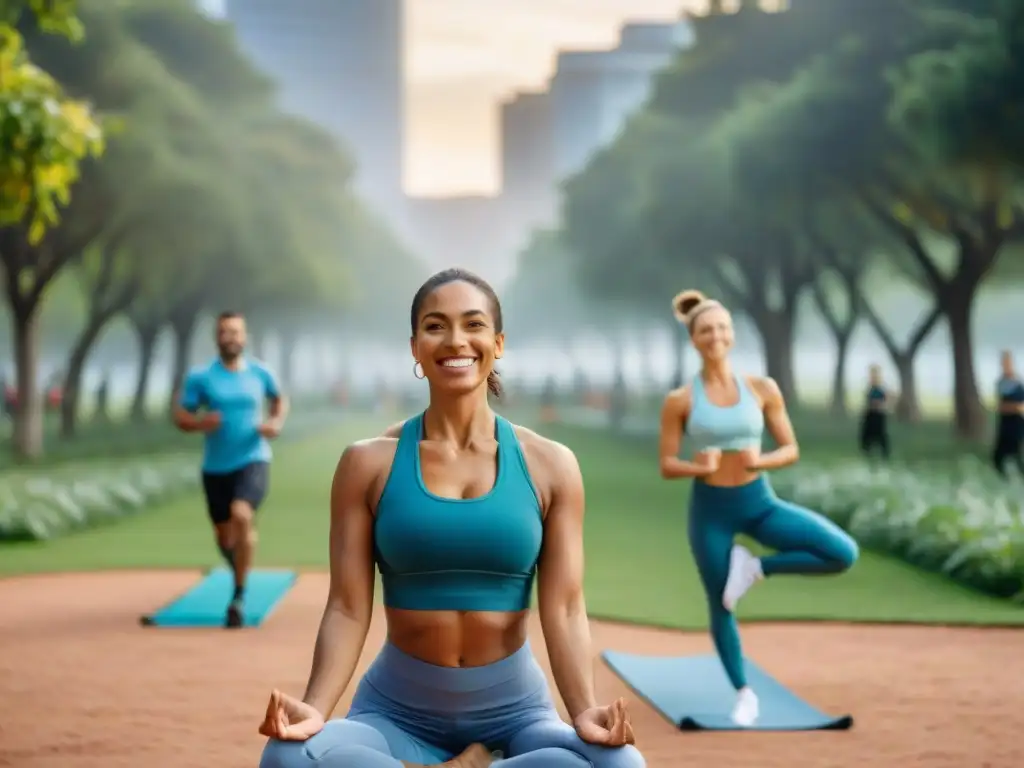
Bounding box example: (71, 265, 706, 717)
(1, 571, 1021, 768)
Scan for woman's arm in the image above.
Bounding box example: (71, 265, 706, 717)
(659, 389, 713, 479)
(753, 377, 799, 470)
(536, 441, 598, 721)
(300, 443, 378, 719)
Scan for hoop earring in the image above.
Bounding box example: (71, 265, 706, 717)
(413, 361, 425, 379)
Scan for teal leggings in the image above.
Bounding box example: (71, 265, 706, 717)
(687, 476, 859, 690)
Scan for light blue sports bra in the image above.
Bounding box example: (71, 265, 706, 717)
(685, 374, 764, 453)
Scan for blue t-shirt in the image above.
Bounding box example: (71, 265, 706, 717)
(179, 358, 281, 473)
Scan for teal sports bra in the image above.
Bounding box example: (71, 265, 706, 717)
(373, 413, 544, 612)
(685, 374, 764, 453)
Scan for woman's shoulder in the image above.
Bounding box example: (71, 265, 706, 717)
(745, 375, 782, 400)
(666, 383, 692, 398)
(335, 425, 404, 480)
(379, 419, 407, 439)
(509, 423, 582, 506)
(510, 423, 579, 472)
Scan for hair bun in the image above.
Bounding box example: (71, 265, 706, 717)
(672, 289, 706, 324)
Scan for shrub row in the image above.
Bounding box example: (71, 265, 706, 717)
(0, 456, 198, 542)
(0, 407, 351, 542)
(772, 458, 1024, 601)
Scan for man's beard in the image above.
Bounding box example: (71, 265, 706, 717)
(219, 345, 242, 360)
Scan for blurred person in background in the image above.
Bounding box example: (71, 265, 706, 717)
(859, 364, 892, 462)
(173, 310, 288, 628)
(659, 289, 859, 727)
(993, 350, 1024, 478)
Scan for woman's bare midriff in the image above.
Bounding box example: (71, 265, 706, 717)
(385, 607, 531, 667)
(700, 453, 760, 488)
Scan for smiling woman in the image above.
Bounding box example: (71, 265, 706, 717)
(409, 269, 505, 398)
(257, 268, 644, 767)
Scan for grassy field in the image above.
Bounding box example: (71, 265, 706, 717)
(1, 408, 1021, 627)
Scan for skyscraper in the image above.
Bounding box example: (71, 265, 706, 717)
(499, 91, 556, 230)
(225, 0, 405, 219)
(549, 19, 694, 181)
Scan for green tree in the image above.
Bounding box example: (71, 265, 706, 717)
(890, 0, 1024, 172)
(802, 208, 866, 417)
(0, 0, 103, 457)
(27, 0, 368, 431)
(20, 0, 255, 434)
(216, 110, 357, 390)
(503, 228, 593, 342)
(561, 113, 705, 389)
(332, 202, 429, 344)
(557, 2, 915, 404)
(684, 1, 1018, 436)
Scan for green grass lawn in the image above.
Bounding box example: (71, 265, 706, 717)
(2, 410, 1022, 627)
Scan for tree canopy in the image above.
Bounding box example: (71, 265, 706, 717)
(1, 0, 421, 457)
(525, 0, 1022, 438)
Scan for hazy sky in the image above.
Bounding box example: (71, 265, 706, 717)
(201, 0, 713, 195)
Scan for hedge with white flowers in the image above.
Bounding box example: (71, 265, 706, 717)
(771, 458, 1024, 601)
(0, 456, 198, 541)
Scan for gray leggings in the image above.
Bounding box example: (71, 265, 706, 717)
(260, 642, 644, 767)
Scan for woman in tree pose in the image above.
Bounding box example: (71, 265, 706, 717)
(658, 289, 859, 727)
(258, 268, 643, 768)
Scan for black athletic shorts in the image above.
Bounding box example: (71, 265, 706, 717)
(201, 461, 270, 525)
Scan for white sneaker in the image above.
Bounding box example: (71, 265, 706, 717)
(722, 544, 763, 612)
(732, 686, 759, 727)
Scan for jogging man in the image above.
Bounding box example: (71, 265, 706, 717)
(173, 311, 288, 628)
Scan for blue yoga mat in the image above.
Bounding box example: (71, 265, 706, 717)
(141, 567, 297, 628)
(602, 650, 853, 731)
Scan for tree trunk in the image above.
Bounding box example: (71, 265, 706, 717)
(893, 352, 922, 422)
(10, 305, 44, 460)
(130, 321, 161, 423)
(944, 286, 986, 440)
(758, 307, 798, 403)
(278, 326, 296, 389)
(249, 325, 265, 360)
(167, 313, 199, 413)
(713, 242, 808, 407)
(829, 332, 853, 417)
(59, 317, 106, 439)
(858, 296, 940, 423)
(860, 194, 1005, 438)
(0, 209, 110, 459)
(671, 321, 687, 388)
(938, 232, 997, 441)
(606, 337, 627, 430)
(60, 256, 141, 437)
(809, 275, 860, 418)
